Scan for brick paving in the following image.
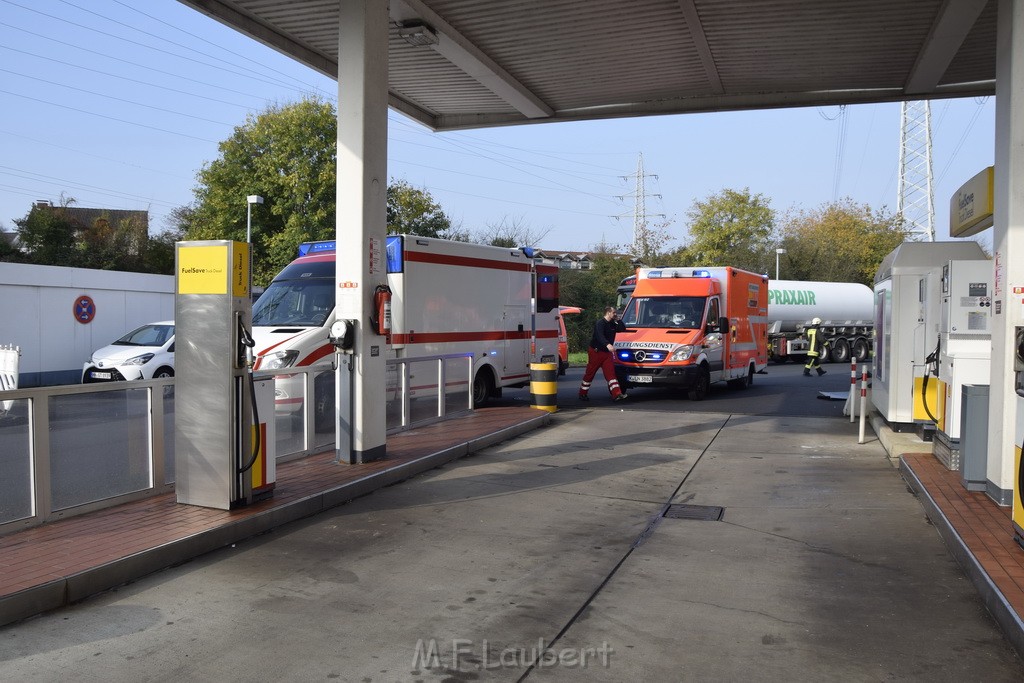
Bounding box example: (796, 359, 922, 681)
(0, 406, 546, 622)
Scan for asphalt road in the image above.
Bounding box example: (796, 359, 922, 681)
(494, 360, 859, 418)
(3, 358, 1020, 681)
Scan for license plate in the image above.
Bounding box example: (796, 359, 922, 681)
(627, 375, 652, 383)
(91, 371, 112, 380)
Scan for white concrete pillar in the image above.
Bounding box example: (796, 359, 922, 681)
(336, 0, 389, 463)
(986, 0, 1024, 504)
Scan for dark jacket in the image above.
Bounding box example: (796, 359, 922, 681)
(590, 316, 626, 351)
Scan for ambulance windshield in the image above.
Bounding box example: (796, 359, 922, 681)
(621, 296, 706, 329)
(253, 280, 334, 327)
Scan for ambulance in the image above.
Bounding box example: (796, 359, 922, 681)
(250, 235, 560, 429)
(613, 267, 768, 400)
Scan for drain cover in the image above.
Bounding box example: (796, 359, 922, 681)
(663, 504, 724, 521)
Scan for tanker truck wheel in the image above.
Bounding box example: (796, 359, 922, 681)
(853, 337, 870, 362)
(830, 337, 850, 364)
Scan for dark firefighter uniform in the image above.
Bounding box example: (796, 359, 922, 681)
(804, 318, 826, 376)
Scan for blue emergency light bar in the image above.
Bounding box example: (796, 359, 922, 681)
(692, 269, 712, 278)
(297, 240, 336, 256)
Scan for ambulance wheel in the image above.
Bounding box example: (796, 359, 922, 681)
(473, 369, 494, 408)
(688, 366, 710, 401)
(728, 364, 753, 390)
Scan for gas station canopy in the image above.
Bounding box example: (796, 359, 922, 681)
(178, 0, 995, 131)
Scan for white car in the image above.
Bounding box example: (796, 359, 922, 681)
(82, 321, 175, 383)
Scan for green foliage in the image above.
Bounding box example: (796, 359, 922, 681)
(181, 98, 338, 285)
(13, 201, 77, 265)
(684, 188, 775, 272)
(8, 200, 171, 274)
(778, 199, 910, 286)
(174, 100, 457, 284)
(559, 249, 635, 353)
(387, 179, 456, 238)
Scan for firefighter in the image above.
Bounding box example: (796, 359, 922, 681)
(804, 317, 826, 376)
(579, 306, 627, 401)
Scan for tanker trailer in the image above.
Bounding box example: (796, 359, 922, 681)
(767, 280, 874, 364)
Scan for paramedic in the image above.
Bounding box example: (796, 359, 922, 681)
(579, 306, 627, 401)
(803, 317, 826, 377)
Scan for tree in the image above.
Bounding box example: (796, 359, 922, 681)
(387, 178, 459, 239)
(630, 216, 677, 265)
(174, 99, 460, 285)
(13, 198, 78, 266)
(778, 199, 910, 286)
(558, 241, 635, 354)
(179, 98, 338, 285)
(474, 215, 550, 248)
(684, 188, 775, 272)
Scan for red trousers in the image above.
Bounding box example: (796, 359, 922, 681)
(579, 348, 623, 398)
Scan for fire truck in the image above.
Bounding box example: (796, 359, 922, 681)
(614, 267, 769, 400)
(250, 235, 560, 429)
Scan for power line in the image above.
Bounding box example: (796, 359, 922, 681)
(2, 0, 309, 93)
(0, 88, 220, 142)
(0, 20, 286, 103)
(0, 68, 236, 127)
(0, 44, 256, 110)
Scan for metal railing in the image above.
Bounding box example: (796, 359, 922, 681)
(386, 353, 474, 433)
(0, 353, 475, 534)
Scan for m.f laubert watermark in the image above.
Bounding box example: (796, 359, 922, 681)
(412, 638, 613, 672)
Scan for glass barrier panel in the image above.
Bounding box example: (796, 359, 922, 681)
(271, 372, 306, 459)
(0, 398, 33, 524)
(444, 358, 471, 416)
(385, 363, 403, 430)
(50, 389, 152, 510)
(163, 388, 175, 485)
(408, 359, 442, 425)
(313, 369, 336, 450)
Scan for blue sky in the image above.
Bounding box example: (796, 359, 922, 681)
(0, 0, 997, 253)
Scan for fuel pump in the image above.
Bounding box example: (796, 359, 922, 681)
(174, 240, 275, 510)
(1013, 327, 1024, 544)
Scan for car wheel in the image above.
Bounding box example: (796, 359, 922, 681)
(153, 367, 174, 378)
(688, 366, 710, 401)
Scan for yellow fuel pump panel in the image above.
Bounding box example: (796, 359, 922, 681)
(913, 376, 945, 431)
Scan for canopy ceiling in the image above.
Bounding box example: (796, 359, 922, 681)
(178, 0, 996, 131)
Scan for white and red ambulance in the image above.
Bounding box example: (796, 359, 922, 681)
(250, 235, 560, 429)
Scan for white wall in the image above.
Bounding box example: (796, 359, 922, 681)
(0, 262, 174, 386)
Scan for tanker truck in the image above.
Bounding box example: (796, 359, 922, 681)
(767, 280, 874, 364)
(616, 275, 874, 363)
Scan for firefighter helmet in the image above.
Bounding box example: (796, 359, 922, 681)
(811, 317, 822, 325)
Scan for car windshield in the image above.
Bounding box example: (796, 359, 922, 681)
(253, 280, 334, 327)
(621, 296, 706, 329)
(115, 324, 173, 346)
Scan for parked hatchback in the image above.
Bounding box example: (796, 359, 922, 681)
(82, 321, 175, 383)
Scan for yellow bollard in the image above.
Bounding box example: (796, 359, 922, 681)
(529, 362, 558, 413)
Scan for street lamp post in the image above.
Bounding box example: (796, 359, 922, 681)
(246, 195, 264, 244)
(775, 248, 786, 280)
(246, 195, 263, 293)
